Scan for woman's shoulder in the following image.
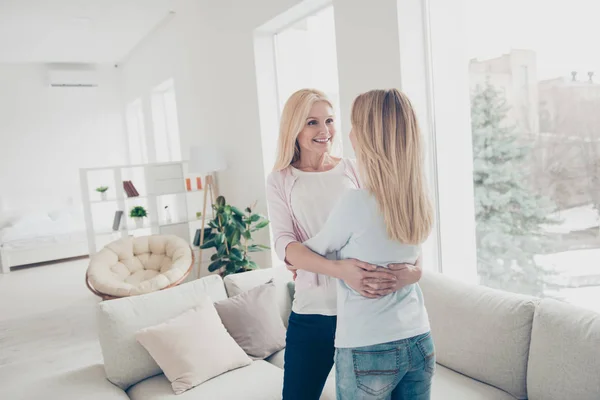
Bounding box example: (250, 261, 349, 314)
(266, 167, 291, 186)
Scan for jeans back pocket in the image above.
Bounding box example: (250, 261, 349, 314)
(415, 332, 436, 375)
(352, 345, 406, 397)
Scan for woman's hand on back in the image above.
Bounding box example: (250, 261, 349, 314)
(335, 259, 398, 298)
(382, 255, 423, 290)
(354, 256, 423, 297)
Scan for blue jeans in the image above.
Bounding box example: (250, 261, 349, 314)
(283, 311, 337, 400)
(335, 332, 436, 400)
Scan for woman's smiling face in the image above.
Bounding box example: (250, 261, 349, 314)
(296, 101, 336, 156)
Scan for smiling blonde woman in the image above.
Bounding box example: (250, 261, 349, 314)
(266, 88, 423, 400)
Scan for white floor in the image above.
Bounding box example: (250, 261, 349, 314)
(0, 259, 103, 391)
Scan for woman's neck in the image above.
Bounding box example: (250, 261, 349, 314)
(294, 152, 339, 172)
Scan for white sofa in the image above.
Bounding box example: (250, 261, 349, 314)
(9, 267, 600, 399)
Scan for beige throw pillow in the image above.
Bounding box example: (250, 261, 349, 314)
(135, 299, 251, 395)
(214, 280, 286, 360)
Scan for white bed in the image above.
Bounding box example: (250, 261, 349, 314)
(0, 206, 89, 273)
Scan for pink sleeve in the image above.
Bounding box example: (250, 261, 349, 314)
(266, 172, 298, 262)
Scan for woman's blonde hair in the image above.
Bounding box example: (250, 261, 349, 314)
(273, 89, 334, 171)
(351, 89, 433, 244)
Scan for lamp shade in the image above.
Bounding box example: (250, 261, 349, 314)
(188, 145, 227, 174)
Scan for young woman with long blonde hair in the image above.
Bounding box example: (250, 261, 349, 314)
(303, 89, 435, 399)
(266, 88, 424, 399)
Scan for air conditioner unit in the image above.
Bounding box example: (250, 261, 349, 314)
(47, 68, 99, 88)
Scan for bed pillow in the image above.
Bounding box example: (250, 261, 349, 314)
(1, 212, 56, 241)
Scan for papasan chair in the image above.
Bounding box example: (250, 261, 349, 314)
(86, 235, 194, 301)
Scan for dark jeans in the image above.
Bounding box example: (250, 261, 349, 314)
(282, 311, 337, 400)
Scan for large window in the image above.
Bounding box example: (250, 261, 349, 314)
(461, 0, 600, 311)
(151, 79, 182, 163)
(273, 6, 342, 157)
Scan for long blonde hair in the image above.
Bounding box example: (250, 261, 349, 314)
(273, 89, 334, 171)
(351, 89, 433, 244)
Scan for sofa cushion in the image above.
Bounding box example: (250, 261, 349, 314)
(432, 365, 517, 400)
(127, 361, 283, 400)
(214, 280, 286, 360)
(527, 299, 600, 400)
(223, 267, 294, 327)
(265, 349, 285, 369)
(97, 275, 228, 390)
(419, 272, 537, 399)
(135, 302, 251, 394)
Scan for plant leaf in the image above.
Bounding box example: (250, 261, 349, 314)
(225, 223, 236, 239)
(232, 214, 246, 229)
(247, 261, 258, 270)
(231, 206, 245, 217)
(208, 260, 226, 272)
(230, 229, 241, 247)
(211, 253, 219, 261)
(249, 214, 261, 222)
(253, 220, 270, 230)
(225, 261, 237, 275)
(243, 230, 252, 240)
(204, 232, 216, 242)
(200, 239, 215, 249)
(229, 248, 243, 261)
(216, 196, 226, 207)
(234, 258, 249, 267)
(247, 245, 265, 252)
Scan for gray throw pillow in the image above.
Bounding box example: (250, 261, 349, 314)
(214, 280, 286, 360)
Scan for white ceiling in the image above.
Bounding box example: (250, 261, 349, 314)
(0, 0, 174, 64)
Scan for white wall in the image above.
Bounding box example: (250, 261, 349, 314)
(120, 0, 298, 268)
(0, 64, 127, 212)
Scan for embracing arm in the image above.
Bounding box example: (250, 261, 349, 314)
(266, 177, 396, 296)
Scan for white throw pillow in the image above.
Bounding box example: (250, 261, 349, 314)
(135, 299, 252, 394)
(96, 275, 229, 390)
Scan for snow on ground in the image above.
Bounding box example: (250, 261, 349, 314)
(535, 248, 600, 276)
(542, 203, 600, 234)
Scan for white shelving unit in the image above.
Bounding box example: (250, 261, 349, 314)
(79, 161, 212, 256)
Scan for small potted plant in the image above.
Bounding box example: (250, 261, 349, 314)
(129, 206, 148, 229)
(96, 186, 109, 201)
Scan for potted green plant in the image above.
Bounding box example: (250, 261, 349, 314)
(200, 196, 270, 277)
(129, 206, 148, 229)
(96, 186, 109, 201)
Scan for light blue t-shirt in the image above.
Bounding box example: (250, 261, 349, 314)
(304, 189, 430, 348)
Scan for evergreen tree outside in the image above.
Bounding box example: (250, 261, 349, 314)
(471, 81, 557, 296)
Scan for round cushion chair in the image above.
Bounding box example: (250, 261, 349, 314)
(86, 235, 194, 300)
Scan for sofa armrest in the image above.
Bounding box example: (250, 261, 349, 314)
(0, 364, 129, 400)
